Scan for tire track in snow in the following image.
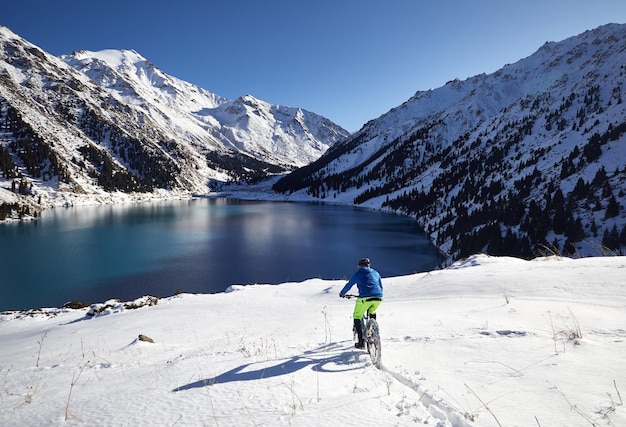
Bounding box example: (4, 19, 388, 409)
(379, 362, 475, 427)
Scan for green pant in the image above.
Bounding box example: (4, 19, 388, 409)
(353, 297, 382, 319)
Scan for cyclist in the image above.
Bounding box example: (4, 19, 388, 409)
(339, 257, 383, 348)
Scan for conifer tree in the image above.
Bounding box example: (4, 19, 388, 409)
(605, 196, 620, 219)
(602, 226, 620, 251)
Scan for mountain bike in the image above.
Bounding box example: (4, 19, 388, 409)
(342, 295, 382, 369)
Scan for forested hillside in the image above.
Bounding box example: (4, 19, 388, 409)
(274, 24, 626, 260)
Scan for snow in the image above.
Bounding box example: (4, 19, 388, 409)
(1, 254, 624, 426)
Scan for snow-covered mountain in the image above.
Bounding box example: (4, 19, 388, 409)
(61, 49, 345, 168)
(274, 23, 626, 260)
(0, 27, 348, 217)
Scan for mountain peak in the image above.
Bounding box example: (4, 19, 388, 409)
(67, 48, 148, 69)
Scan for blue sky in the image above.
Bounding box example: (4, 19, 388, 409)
(2, 1, 626, 132)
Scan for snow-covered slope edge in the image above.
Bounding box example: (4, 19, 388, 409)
(1, 255, 624, 426)
(0, 26, 349, 219)
(274, 23, 626, 261)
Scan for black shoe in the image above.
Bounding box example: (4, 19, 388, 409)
(355, 341, 365, 349)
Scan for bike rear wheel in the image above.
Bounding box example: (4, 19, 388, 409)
(365, 319, 382, 368)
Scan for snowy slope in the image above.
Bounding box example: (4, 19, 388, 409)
(1, 255, 624, 426)
(273, 23, 626, 260)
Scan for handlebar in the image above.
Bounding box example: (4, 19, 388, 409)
(341, 294, 359, 299)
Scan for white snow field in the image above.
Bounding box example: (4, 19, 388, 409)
(1, 254, 625, 426)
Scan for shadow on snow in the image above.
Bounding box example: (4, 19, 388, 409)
(172, 342, 363, 392)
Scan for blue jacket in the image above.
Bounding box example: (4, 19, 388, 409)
(340, 267, 383, 298)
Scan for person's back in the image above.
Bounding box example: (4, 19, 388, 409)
(346, 266, 382, 298)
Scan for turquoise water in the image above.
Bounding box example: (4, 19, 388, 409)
(0, 198, 442, 311)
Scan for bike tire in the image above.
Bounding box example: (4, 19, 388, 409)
(366, 319, 382, 368)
